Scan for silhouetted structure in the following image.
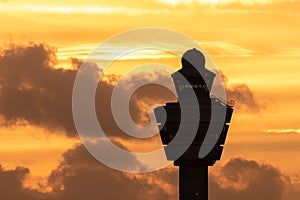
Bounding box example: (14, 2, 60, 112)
(154, 49, 233, 200)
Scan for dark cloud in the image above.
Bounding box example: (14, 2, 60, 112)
(0, 151, 300, 200)
(125, 72, 176, 126)
(46, 144, 176, 200)
(96, 70, 176, 141)
(0, 43, 175, 139)
(0, 42, 261, 142)
(210, 157, 292, 200)
(46, 154, 299, 200)
(213, 71, 260, 112)
(0, 165, 46, 200)
(0, 43, 76, 135)
(226, 83, 260, 112)
(0, 144, 176, 200)
(0, 43, 281, 200)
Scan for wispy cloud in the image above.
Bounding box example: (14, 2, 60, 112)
(1, 0, 300, 18)
(57, 41, 300, 65)
(265, 129, 300, 134)
(202, 41, 254, 57)
(0, 3, 171, 15)
(57, 45, 176, 61)
(154, 0, 293, 6)
(56, 41, 254, 63)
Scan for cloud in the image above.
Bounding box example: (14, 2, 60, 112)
(42, 150, 300, 200)
(265, 129, 300, 135)
(226, 83, 260, 112)
(47, 144, 176, 200)
(0, 43, 77, 136)
(0, 43, 176, 140)
(0, 165, 45, 200)
(153, 0, 300, 10)
(0, 42, 261, 144)
(210, 157, 293, 200)
(58, 46, 176, 61)
(202, 41, 254, 57)
(0, 150, 300, 200)
(45, 154, 300, 200)
(95, 69, 176, 141)
(0, 3, 172, 15)
(57, 42, 254, 62)
(213, 71, 260, 112)
(0, 143, 176, 200)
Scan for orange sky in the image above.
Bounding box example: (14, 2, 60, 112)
(1, 0, 300, 196)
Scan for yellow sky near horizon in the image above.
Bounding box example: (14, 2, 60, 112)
(1, 0, 300, 191)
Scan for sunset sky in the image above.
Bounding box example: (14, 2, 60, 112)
(0, 0, 300, 199)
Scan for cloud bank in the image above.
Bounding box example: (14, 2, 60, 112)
(0, 145, 298, 199)
(0, 43, 272, 199)
(0, 43, 260, 139)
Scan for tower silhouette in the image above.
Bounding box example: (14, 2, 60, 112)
(154, 48, 234, 200)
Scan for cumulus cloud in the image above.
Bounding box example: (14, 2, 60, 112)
(0, 43, 175, 139)
(52, 146, 292, 200)
(0, 43, 76, 135)
(3, 150, 299, 200)
(210, 157, 294, 200)
(46, 154, 299, 200)
(47, 144, 176, 200)
(0, 144, 175, 200)
(212, 71, 260, 112)
(0, 42, 263, 152)
(226, 83, 260, 112)
(95, 69, 176, 140)
(0, 165, 46, 200)
(0, 146, 299, 200)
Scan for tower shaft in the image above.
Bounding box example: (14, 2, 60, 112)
(179, 165, 208, 200)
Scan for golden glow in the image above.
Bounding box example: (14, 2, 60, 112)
(0, 126, 78, 191)
(1, 0, 300, 191)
